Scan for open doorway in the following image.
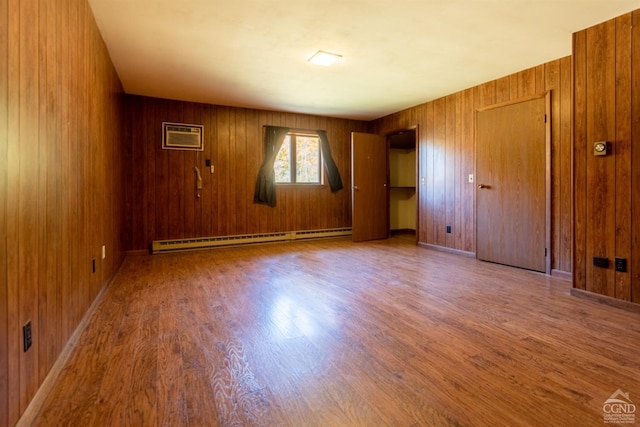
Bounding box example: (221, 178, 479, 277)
(388, 129, 417, 239)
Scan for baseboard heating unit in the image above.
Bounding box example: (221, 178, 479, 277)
(150, 227, 352, 254)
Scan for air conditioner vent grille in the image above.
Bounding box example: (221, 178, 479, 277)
(162, 122, 203, 151)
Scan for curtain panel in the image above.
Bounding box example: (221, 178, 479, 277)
(253, 126, 290, 206)
(317, 130, 343, 193)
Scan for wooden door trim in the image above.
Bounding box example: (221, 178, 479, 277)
(475, 91, 552, 274)
(476, 93, 550, 113)
(386, 126, 419, 244)
(544, 92, 552, 275)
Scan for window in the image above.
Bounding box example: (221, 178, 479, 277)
(274, 132, 322, 184)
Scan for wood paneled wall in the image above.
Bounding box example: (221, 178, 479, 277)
(125, 96, 369, 251)
(371, 57, 573, 274)
(0, 0, 8, 424)
(3, 3, 637, 424)
(573, 11, 640, 303)
(0, 1, 126, 425)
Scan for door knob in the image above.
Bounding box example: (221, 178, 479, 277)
(353, 186, 359, 191)
(477, 184, 486, 189)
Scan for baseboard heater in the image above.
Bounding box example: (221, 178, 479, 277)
(150, 227, 352, 254)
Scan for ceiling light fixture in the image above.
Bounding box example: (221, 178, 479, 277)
(308, 50, 342, 66)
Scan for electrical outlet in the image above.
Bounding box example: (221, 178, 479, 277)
(23, 321, 32, 352)
(593, 257, 609, 268)
(615, 257, 627, 273)
(446, 225, 452, 234)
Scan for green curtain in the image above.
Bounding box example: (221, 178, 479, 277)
(317, 130, 343, 193)
(253, 126, 290, 206)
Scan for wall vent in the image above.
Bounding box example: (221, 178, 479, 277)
(162, 122, 204, 151)
(151, 228, 352, 254)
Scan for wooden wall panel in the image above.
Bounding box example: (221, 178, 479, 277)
(615, 14, 632, 301)
(37, 0, 49, 384)
(18, 0, 40, 410)
(444, 95, 456, 248)
(217, 106, 232, 236)
(461, 89, 475, 252)
(1, 0, 126, 425)
(125, 96, 368, 250)
(573, 31, 588, 290)
(495, 76, 510, 104)
(7, 0, 21, 421)
(58, 0, 72, 342)
(573, 11, 639, 303)
(421, 103, 434, 244)
(585, 20, 616, 297)
(432, 98, 447, 247)
(0, 0, 7, 425)
(558, 57, 573, 273)
(371, 58, 573, 271)
(633, 11, 640, 303)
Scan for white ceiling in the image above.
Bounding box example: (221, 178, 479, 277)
(88, 0, 640, 120)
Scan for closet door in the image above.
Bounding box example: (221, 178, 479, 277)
(476, 95, 548, 272)
(351, 132, 388, 242)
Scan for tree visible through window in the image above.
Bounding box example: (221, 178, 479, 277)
(274, 132, 321, 184)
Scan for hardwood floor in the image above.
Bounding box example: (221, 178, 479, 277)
(25, 237, 640, 426)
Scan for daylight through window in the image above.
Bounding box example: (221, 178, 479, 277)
(274, 132, 322, 184)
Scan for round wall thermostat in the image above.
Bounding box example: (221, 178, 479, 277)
(594, 141, 608, 156)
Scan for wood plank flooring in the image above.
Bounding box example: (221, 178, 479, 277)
(25, 237, 640, 426)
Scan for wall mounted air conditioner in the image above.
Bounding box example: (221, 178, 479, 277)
(162, 122, 204, 151)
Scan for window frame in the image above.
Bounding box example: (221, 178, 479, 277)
(274, 130, 325, 187)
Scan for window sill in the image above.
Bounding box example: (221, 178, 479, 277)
(276, 183, 328, 189)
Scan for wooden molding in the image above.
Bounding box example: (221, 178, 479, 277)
(570, 288, 640, 314)
(418, 242, 475, 257)
(551, 269, 572, 280)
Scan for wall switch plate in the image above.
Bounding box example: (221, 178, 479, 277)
(468, 174, 474, 183)
(23, 321, 32, 352)
(210, 165, 214, 174)
(615, 257, 627, 273)
(446, 225, 452, 234)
